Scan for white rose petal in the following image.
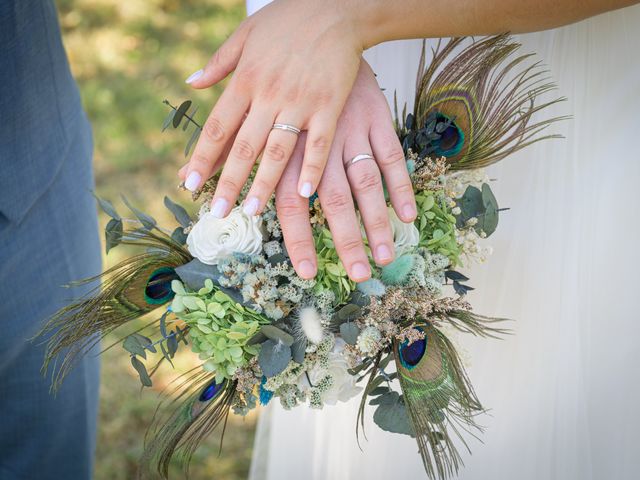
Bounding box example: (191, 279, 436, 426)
(388, 206, 420, 255)
(186, 207, 263, 265)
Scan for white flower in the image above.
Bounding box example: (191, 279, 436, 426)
(356, 326, 382, 355)
(298, 338, 361, 405)
(186, 207, 263, 265)
(388, 206, 420, 255)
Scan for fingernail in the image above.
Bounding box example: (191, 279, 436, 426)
(185, 69, 204, 84)
(351, 262, 370, 281)
(402, 202, 417, 221)
(184, 171, 201, 192)
(299, 182, 313, 198)
(243, 197, 260, 216)
(298, 260, 316, 279)
(211, 198, 228, 218)
(376, 244, 393, 263)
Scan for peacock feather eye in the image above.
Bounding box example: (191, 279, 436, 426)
(199, 379, 225, 402)
(144, 267, 179, 305)
(398, 331, 428, 371)
(433, 113, 465, 157)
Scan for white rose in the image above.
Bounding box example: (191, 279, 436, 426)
(186, 207, 263, 265)
(298, 338, 362, 405)
(388, 206, 420, 255)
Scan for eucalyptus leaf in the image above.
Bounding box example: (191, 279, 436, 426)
(445, 270, 469, 282)
(184, 126, 201, 157)
(161, 109, 176, 132)
(337, 304, 362, 322)
(167, 333, 179, 357)
(93, 193, 121, 220)
(372, 392, 415, 436)
(340, 322, 360, 345)
(183, 105, 198, 131)
(131, 356, 152, 387)
(260, 325, 295, 347)
(164, 196, 192, 228)
(132, 333, 156, 353)
(160, 342, 174, 367)
(171, 227, 188, 245)
(105, 218, 123, 254)
(247, 331, 268, 346)
(175, 259, 222, 291)
(121, 195, 156, 230)
(291, 338, 307, 364)
(258, 339, 292, 377)
(173, 100, 192, 128)
(123, 335, 146, 358)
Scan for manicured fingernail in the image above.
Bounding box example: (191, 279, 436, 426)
(243, 197, 260, 216)
(299, 182, 313, 198)
(298, 260, 316, 279)
(185, 69, 204, 84)
(376, 244, 393, 263)
(211, 198, 228, 218)
(351, 262, 370, 281)
(184, 171, 201, 192)
(402, 203, 417, 221)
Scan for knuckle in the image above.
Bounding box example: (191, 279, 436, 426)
(337, 237, 364, 254)
(265, 143, 287, 163)
(353, 170, 382, 193)
(321, 191, 351, 214)
(190, 153, 212, 169)
(218, 176, 240, 193)
(203, 117, 226, 142)
(276, 194, 305, 217)
(309, 135, 330, 151)
(232, 139, 255, 161)
(393, 182, 414, 196)
(366, 214, 390, 232)
(378, 146, 405, 168)
(286, 238, 314, 257)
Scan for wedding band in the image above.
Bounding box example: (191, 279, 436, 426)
(349, 153, 375, 166)
(272, 123, 301, 135)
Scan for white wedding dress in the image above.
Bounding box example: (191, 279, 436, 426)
(246, 2, 640, 479)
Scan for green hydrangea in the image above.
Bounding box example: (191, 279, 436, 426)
(313, 227, 355, 304)
(415, 190, 461, 266)
(171, 279, 269, 383)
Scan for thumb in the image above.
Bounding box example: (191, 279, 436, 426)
(186, 23, 250, 88)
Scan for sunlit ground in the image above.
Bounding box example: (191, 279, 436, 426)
(58, 1, 256, 478)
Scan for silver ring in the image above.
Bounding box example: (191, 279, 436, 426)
(272, 123, 301, 135)
(349, 153, 375, 166)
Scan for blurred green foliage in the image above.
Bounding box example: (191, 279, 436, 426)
(57, 1, 257, 479)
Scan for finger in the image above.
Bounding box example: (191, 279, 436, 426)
(210, 107, 274, 218)
(275, 134, 317, 280)
(179, 132, 236, 183)
(318, 141, 371, 283)
(184, 89, 249, 193)
(242, 114, 302, 216)
(344, 141, 395, 266)
(370, 111, 417, 223)
(298, 112, 337, 199)
(186, 21, 250, 88)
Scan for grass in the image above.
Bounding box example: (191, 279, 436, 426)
(57, 1, 256, 478)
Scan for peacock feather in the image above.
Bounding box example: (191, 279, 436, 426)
(399, 34, 567, 170)
(140, 368, 236, 479)
(38, 227, 191, 391)
(394, 324, 482, 480)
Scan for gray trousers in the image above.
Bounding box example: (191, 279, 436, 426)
(0, 116, 101, 480)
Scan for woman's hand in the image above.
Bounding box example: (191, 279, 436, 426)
(275, 60, 416, 282)
(182, 0, 368, 218)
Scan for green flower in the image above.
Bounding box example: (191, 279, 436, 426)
(171, 279, 269, 383)
(313, 227, 355, 304)
(415, 190, 461, 265)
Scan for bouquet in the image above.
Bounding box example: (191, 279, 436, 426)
(39, 35, 564, 479)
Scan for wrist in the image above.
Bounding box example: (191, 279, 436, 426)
(340, 0, 396, 49)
